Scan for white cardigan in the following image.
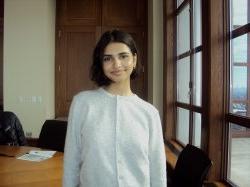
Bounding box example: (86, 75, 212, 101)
(63, 88, 166, 187)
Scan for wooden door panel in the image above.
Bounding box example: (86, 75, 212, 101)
(102, 0, 146, 26)
(57, 0, 101, 26)
(66, 31, 94, 101)
(56, 26, 100, 117)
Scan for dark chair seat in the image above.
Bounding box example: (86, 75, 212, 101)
(37, 120, 67, 152)
(169, 144, 212, 187)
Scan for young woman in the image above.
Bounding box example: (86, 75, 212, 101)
(63, 30, 166, 187)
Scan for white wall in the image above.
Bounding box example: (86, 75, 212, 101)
(148, 0, 164, 117)
(4, 0, 56, 138)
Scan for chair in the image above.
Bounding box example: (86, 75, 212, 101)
(170, 144, 212, 187)
(37, 120, 67, 152)
(0, 111, 27, 146)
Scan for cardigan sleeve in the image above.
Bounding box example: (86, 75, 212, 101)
(63, 96, 82, 187)
(149, 111, 167, 187)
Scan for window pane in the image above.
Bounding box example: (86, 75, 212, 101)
(176, 107, 189, 144)
(228, 123, 250, 186)
(193, 112, 201, 147)
(177, 4, 190, 55)
(231, 66, 247, 116)
(230, 33, 249, 117)
(176, 0, 184, 8)
(231, 0, 249, 28)
(177, 56, 190, 104)
(193, 0, 202, 47)
(231, 66, 247, 114)
(232, 34, 248, 63)
(193, 52, 202, 106)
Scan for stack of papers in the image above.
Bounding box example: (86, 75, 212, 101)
(17, 150, 56, 162)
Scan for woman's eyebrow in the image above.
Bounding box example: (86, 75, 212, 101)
(104, 52, 130, 56)
(103, 54, 112, 57)
(119, 52, 130, 55)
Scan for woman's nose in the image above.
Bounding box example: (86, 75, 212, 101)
(113, 57, 122, 67)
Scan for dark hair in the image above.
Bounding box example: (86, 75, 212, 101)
(90, 30, 139, 86)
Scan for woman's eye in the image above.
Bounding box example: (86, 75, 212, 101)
(120, 55, 128, 59)
(103, 57, 111, 62)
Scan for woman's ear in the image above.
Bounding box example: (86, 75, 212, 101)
(133, 54, 137, 68)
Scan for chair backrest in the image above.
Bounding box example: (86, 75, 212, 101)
(0, 111, 27, 146)
(172, 144, 212, 187)
(37, 120, 67, 152)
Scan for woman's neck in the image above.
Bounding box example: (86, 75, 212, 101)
(104, 82, 133, 96)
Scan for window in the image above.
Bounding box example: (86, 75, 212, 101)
(226, 0, 250, 186)
(175, 0, 202, 147)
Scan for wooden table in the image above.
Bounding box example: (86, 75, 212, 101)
(0, 145, 63, 187)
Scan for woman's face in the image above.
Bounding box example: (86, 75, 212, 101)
(102, 42, 137, 85)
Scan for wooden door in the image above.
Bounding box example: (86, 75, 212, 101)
(55, 26, 101, 117)
(55, 0, 147, 117)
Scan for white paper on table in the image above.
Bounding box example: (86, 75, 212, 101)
(16, 150, 56, 162)
(29, 150, 56, 158)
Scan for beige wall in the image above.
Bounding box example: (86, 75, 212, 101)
(4, 0, 56, 138)
(148, 0, 164, 117)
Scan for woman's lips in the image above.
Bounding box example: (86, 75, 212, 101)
(111, 70, 123, 75)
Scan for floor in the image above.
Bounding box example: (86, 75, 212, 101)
(230, 138, 250, 187)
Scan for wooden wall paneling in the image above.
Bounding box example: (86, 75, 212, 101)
(102, 0, 146, 26)
(163, 0, 175, 140)
(55, 26, 101, 117)
(201, 0, 210, 154)
(56, 0, 101, 26)
(205, 0, 226, 181)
